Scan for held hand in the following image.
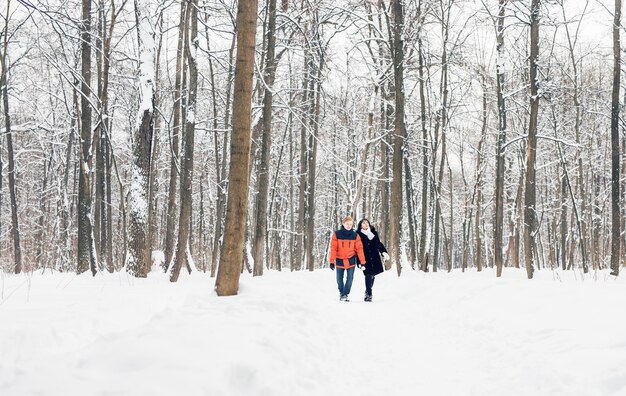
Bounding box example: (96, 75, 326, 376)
(382, 252, 390, 261)
(330, 264, 335, 270)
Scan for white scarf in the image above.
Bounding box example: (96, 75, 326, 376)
(361, 228, 375, 240)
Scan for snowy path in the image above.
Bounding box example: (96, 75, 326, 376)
(1, 268, 625, 396)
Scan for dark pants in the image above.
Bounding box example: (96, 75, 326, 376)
(336, 267, 355, 296)
(365, 274, 375, 296)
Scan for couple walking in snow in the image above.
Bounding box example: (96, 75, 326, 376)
(329, 216, 389, 302)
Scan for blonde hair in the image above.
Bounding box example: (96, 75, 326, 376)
(342, 216, 354, 224)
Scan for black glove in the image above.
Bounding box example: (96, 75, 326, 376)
(357, 263, 362, 269)
(330, 264, 335, 270)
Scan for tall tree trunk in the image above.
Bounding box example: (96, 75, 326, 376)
(171, 0, 199, 282)
(205, 17, 219, 271)
(389, 0, 406, 276)
(127, 0, 155, 277)
(210, 33, 235, 278)
(475, 79, 487, 272)
(78, 0, 97, 275)
(559, 167, 568, 270)
(611, 0, 622, 276)
(164, 0, 188, 269)
(432, 1, 450, 273)
(252, 0, 278, 276)
(493, 0, 507, 277)
(418, 0, 429, 270)
(94, 0, 104, 263)
(61, 92, 76, 271)
(305, 60, 322, 272)
(380, 92, 391, 250)
(289, 91, 296, 271)
(105, 128, 113, 272)
(561, 0, 589, 274)
(295, 47, 310, 272)
(148, 8, 164, 265)
(1, 2, 22, 274)
(433, 134, 446, 273)
(96, 0, 123, 272)
(523, 0, 541, 280)
(404, 155, 417, 268)
(37, 155, 52, 267)
(447, 163, 453, 271)
(215, 0, 259, 295)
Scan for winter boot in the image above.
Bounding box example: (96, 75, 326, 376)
(364, 293, 372, 302)
(340, 295, 347, 302)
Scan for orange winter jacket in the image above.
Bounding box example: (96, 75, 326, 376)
(329, 228, 367, 269)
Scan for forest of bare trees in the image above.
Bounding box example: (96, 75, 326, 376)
(1, 0, 625, 287)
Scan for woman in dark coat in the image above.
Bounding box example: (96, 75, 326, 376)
(356, 218, 388, 302)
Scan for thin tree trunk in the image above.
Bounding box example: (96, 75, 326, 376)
(295, 47, 310, 272)
(611, 0, 621, 276)
(204, 13, 219, 270)
(1, 2, 22, 274)
(389, 0, 406, 276)
(148, 8, 164, 266)
(210, 33, 235, 278)
(37, 155, 52, 267)
(105, 128, 113, 272)
(289, 88, 295, 271)
(164, 0, 188, 269)
(380, 93, 391, 250)
(404, 155, 417, 269)
(561, 0, 589, 275)
(96, 0, 124, 272)
(523, 0, 541, 280)
(171, 0, 199, 282)
(493, 0, 507, 277)
(78, 0, 97, 275)
(475, 79, 487, 272)
(560, 166, 567, 271)
(60, 91, 77, 271)
(433, 136, 446, 273)
(305, 59, 322, 272)
(418, 0, 429, 271)
(447, 162, 453, 272)
(252, 0, 278, 276)
(432, 0, 450, 273)
(94, 0, 105, 263)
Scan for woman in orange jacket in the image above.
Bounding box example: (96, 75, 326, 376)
(329, 216, 366, 301)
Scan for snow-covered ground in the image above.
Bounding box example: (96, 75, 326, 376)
(1, 266, 625, 396)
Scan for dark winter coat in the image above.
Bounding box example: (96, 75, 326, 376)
(356, 225, 387, 276)
(330, 228, 367, 269)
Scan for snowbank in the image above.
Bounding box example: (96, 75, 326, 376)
(1, 267, 625, 395)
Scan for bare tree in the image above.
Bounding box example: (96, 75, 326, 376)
(215, 0, 259, 295)
(164, 0, 188, 270)
(611, 0, 621, 276)
(417, 0, 429, 270)
(127, 0, 155, 277)
(493, 0, 506, 277)
(1, 0, 22, 274)
(78, 0, 97, 275)
(252, 0, 279, 276)
(171, 0, 198, 282)
(389, 0, 406, 276)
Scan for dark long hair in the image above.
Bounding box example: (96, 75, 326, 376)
(357, 218, 376, 234)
